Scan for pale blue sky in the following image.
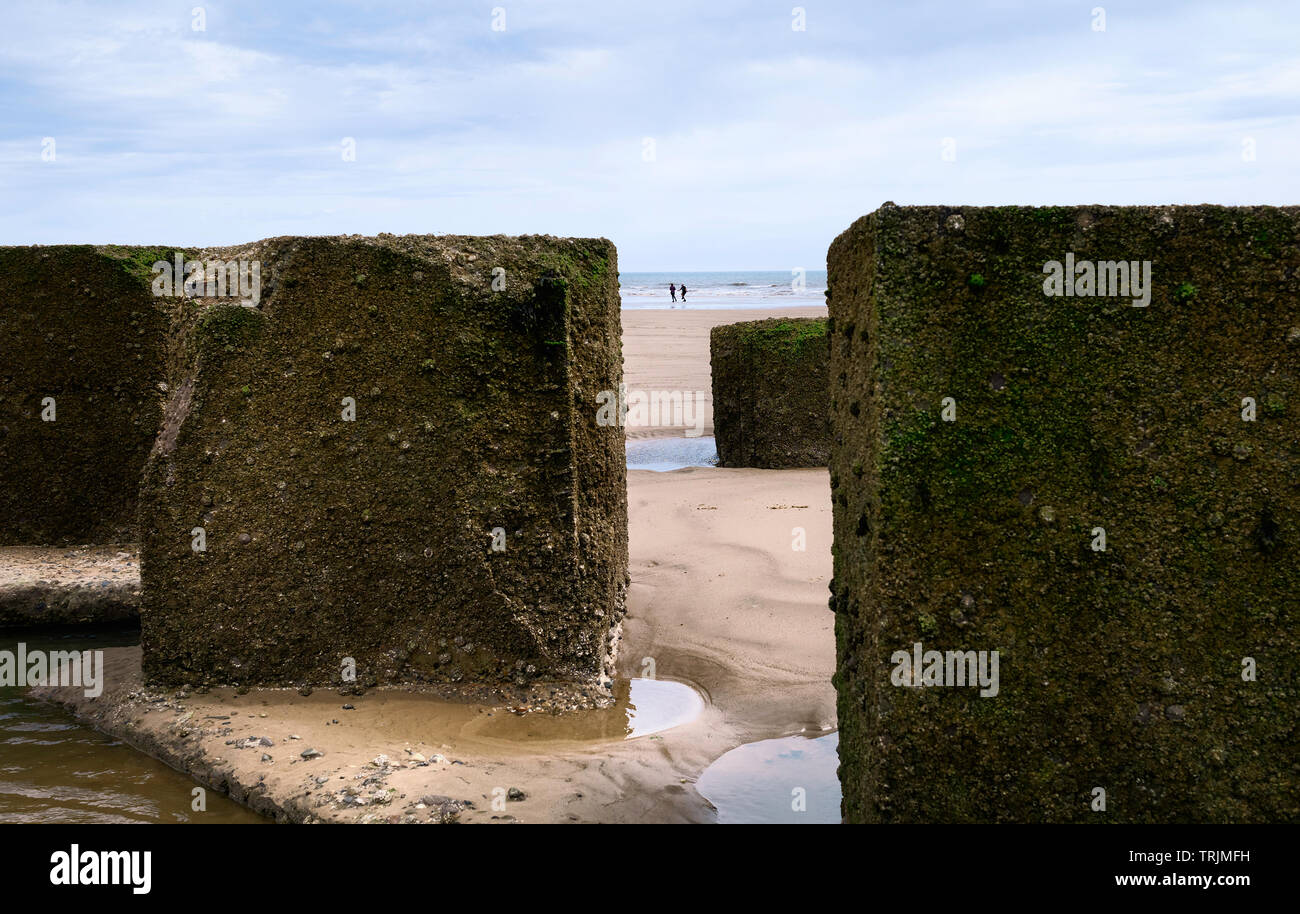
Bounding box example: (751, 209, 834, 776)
(2, 1, 1297, 268)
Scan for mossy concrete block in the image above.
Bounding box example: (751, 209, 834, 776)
(139, 234, 627, 692)
(710, 317, 830, 467)
(828, 205, 1299, 823)
(0, 245, 178, 546)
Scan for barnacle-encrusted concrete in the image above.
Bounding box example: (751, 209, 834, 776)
(828, 205, 1299, 823)
(710, 317, 830, 468)
(140, 235, 627, 695)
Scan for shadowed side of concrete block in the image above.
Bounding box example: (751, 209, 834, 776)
(0, 246, 179, 546)
(828, 205, 1299, 823)
(710, 317, 830, 468)
(139, 234, 626, 695)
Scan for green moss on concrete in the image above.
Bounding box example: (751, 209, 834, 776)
(710, 317, 830, 468)
(828, 204, 1300, 824)
(730, 317, 829, 356)
(97, 246, 194, 287)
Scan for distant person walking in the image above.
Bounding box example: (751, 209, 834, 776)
(679, 283, 687, 304)
(669, 283, 676, 302)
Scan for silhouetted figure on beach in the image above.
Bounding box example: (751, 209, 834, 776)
(680, 283, 687, 304)
(670, 283, 676, 302)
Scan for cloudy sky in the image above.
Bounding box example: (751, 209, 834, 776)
(2, 1, 1296, 268)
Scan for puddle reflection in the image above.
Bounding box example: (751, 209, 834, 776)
(696, 731, 840, 824)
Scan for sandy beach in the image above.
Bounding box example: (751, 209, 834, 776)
(32, 305, 836, 823)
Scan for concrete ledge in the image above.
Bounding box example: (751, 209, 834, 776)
(0, 546, 140, 626)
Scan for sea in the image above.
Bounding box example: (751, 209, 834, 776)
(618, 270, 827, 310)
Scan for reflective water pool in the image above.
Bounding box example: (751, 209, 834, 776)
(695, 731, 840, 824)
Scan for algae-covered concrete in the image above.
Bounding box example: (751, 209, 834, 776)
(828, 205, 1299, 823)
(140, 234, 627, 694)
(0, 246, 177, 545)
(710, 317, 830, 468)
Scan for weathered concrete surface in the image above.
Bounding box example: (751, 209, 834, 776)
(0, 546, 139, 626)
(828, 205, 1300, 823)
(710, 317, 830, 467)
(0, 246, 176, 545)
(140, 235, 627, 695)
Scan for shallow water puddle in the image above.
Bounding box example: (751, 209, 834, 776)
(626, 437, 719, 471)
(463, 677, 705, 743)
(696, 731, 840, 824)
(620, 677, 706, 738)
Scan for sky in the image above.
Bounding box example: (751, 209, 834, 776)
(1, 0, 1297, 269)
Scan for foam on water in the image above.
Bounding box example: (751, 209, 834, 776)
(619, 270, 827, 310)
